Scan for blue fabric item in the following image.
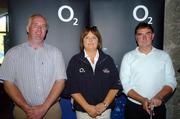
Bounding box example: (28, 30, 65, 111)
(60, 98, 76, 119)
(111, 94, 126, 119)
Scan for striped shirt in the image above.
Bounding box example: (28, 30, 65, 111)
(0, 42, 67, 106)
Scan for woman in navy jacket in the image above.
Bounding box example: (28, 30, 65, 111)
(66, 26, 122, 119)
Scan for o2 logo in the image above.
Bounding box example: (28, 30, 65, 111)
(133, 5, 153, 24)
(58, 5, 78, 26)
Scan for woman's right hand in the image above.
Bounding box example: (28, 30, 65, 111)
(86, 104, 99, 118)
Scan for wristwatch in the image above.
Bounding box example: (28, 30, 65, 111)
(103, 102, 108, 108)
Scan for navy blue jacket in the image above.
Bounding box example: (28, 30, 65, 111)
(66, 50, 122, 112)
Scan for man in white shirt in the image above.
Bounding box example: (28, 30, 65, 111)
(120, 22, 177, 119)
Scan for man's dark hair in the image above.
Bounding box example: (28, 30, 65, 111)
(135, 22, 154, 34)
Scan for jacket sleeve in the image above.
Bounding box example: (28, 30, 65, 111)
(109, 56, 123, 92)
(66, 56, 81, 95)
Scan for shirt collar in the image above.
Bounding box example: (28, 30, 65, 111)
(24, 42, 46, 50)
(136, 46, 155, 55)
(84, 49, 99, 60)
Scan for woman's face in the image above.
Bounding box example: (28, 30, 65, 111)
(83, 31, 98, 51)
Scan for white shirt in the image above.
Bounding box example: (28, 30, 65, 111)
(120, 47, 177, 104)
(84, 50, 99, 72)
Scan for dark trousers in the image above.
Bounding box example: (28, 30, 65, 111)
(125, 99, 166, 119)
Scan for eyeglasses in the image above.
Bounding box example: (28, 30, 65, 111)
(32, 24, 47, 30)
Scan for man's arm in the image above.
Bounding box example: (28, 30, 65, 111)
(44, 79, 65, 108)
(120, 54, 151, 113)
(150, 54, 177, 108)
(127, 89, 151, 114)
(3, 80, 31, 114)
(30, 79, 65, 119)
(151, 85, 173, 107)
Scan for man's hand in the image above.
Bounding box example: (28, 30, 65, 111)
(141, 98, 151, 114)
(27, 104, 48, 119)
(150, 96, 162, 107)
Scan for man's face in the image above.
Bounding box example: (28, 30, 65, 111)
(27, 16, 47, 43)
(135, 28, 154, 48)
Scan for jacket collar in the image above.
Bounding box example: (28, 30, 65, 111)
(79, 50, 108, 65)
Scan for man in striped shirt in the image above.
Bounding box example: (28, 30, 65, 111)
(0, 14, 67, 119)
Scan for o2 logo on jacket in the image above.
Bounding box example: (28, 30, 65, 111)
(58, 5, 78, 26)
(133, 5, 153, 24)
(79, 68, 85, 73)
